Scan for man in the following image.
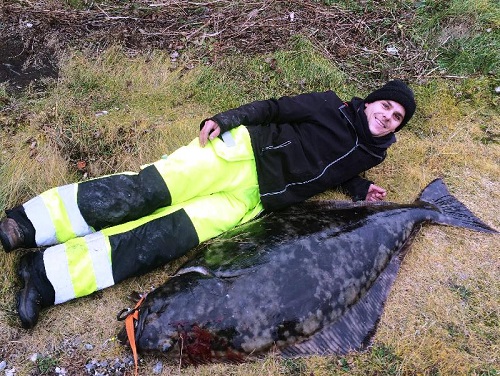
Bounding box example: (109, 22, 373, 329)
(0, 79, 416, 328)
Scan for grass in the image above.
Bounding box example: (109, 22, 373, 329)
(414, 0, 500, 75)
(186, 36, 348, 111)
(0, 2, 499, 376)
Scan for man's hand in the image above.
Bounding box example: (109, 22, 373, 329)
(199, 119, 221, 147)
(366, 184, 387, 201)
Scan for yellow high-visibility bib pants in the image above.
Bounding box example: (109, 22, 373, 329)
(18, 127, 263, 304)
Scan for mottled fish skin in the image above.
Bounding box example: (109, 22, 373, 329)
(122, 179, 497, 365)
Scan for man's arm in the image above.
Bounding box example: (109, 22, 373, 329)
(199, 91, 333, 143)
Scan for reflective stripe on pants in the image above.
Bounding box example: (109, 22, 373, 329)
(23, 183, 93, 246)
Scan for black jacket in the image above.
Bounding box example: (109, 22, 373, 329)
(210, 91, 391, 211)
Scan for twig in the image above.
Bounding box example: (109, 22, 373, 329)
(443, 75, 469, 79)
(95, 3, 139, 21)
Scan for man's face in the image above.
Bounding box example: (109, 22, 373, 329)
(364, 100, 406, 137)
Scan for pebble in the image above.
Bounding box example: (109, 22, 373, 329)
(386, 46, 399, 55)
(0, 361, 6, 371)
(55, 367, 67, 375)
(152, 361, 163, 374)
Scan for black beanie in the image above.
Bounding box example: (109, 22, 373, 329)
(364, 79, 416, 131)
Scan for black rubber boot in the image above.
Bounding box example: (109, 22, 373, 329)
(16, 252, 55, 329)
(0, 218, 25, 252)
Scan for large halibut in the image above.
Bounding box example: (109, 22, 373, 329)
(118, 178, 497, 365)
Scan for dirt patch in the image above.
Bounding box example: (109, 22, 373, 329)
(0, 0, 431, 94)
(0, 36, 59, 93)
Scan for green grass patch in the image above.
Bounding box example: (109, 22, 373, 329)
(279, 357, 308, 376)
(36, 355, 59, 374)
(414, 0, 500, 74)
(186, 36, 347, 111)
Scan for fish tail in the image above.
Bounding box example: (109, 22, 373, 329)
(417, 178, 497, 233)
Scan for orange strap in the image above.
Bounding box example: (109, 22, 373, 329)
(124, 295, 146, 376)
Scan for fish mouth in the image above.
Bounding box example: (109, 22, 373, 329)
(116, 324, 176, 356)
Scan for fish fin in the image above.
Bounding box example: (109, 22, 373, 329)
(418, 178, 497, 233)
(281, 252, 403, 357)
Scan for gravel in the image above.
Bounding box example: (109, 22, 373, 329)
(84, 355, 135, 376)
(0, 354, 159, 376)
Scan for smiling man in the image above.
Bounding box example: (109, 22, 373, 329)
(365, 100, 406, 137)
(358, 80, 416, 200)
(1, 79, 416, 329)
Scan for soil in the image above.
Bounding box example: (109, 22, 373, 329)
(0, 0, 428, 95)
